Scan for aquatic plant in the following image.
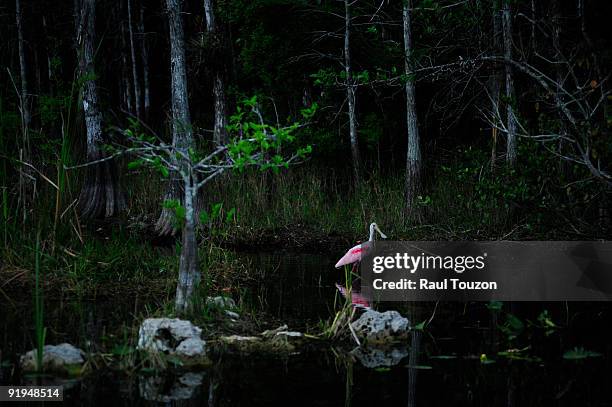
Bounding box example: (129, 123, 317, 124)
(34, 233, 46, 371)
(563, 347, 603, 360)
(325, 264, 360, 344)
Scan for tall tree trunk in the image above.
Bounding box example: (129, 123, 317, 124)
(577, 0, 594, 49)
(175, 179, 199, 313)
(211, 75, 228, 145)
(551, 0, 563, 108)
(167, 0, 192, 151)
(15, 0, 31, 130)
(502, 0, 517, 166)
(15, 0, 33, 219)
(139, 4, 151, 120)
(344, 0, 360, 186)
(407, 330, 421, 407)
(120, 18, 134, 113)
(127, 0, 142, 119)
(42, 16, 53, 87)
(551, 0, 568, 176)
(156, 0, 195, 235)
(402, 0, 421, 215)
(530, 0, 536, 52)
(578, 0, 610, 226)
(204, 0, 228, 146)
(76, 0, 126, 218)
(490, 1, 503, 171)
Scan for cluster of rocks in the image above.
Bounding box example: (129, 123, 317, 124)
(18, 295, 413, 375)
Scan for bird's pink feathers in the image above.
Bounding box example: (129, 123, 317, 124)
(335, 283, 371, 309)
(334, 241, 371, 268)
(334, 243, 362, 268)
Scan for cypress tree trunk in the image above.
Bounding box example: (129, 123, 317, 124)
(138, 4, 151, 120)
(204, 0, 228, 146)
(120, 13, 134, 114)
(42, 16, 53, 86)
(344, 0, 360, 187)
(15, 0, 31, 129)
(212, 75, 228, 145)
(76, 0, 126, 218)
(156, 0, 195, 235)
(502, 0, 517, 166)
(551, 0, 569, 176)
(407, 330, 421, 407)
(15, 0, 33, 218)
(127, 0, 142, 119)
(175, 180, 199, 313)
(402, 0, 421, 215)
(490, 2, 503, 171)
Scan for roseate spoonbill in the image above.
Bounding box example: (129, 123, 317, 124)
(334, 223, 387, 310)
(334, 222, 387, 268)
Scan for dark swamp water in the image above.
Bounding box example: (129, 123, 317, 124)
(1, 251, 612, 406)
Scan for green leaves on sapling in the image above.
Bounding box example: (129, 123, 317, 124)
(163, 199, 186, 226)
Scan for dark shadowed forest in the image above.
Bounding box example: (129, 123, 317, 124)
(1, 0, 611, 405)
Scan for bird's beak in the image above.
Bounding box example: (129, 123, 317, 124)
(375, 224, 387, 239)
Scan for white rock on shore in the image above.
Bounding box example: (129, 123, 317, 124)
(20, 343, 85, 374)
(351, 310, 410, 344)
(137, 318, 207, 363)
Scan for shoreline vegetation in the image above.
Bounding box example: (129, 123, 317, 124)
(2, 156, 609, 301)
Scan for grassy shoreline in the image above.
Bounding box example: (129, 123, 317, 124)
(2, 152, 609, 304)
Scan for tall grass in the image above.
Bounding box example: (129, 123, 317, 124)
(124, 155, 587, 243)
(198, 166, 514, 240)
(1, 95, 9, 248)
(52, 78, 78, 244)
(34, 232, 46, 371)
(1, 138, 601, 305)
(2, 188, 7, 247)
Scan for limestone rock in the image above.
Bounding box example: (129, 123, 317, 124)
(137, 318, 207, 365)
(219, 335, 262, 353)
(20, 343, 84, 374)
(206, 296, 236, 310)
(351, 310, 410, 344)
(261, 325, 288, 338)
(225, 310, 240, 320)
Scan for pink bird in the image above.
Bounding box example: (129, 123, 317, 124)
(334, 223, 387, 310)
(334, 222, 387, 268)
